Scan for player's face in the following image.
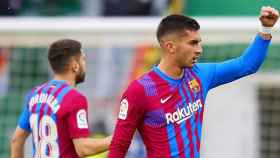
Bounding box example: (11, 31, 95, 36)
(75, 52, 86, 84)
(174, 30, 202, 68)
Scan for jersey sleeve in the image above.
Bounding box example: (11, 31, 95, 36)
(108, 82, 146, 158)
(18, 92, 32, 132)
(67, 95, 90, 139)
(198, 34, 271, 91)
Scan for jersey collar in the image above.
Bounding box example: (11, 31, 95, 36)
(152, 65, 183, 85)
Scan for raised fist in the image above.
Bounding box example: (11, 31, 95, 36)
(259, 6, 279, 27)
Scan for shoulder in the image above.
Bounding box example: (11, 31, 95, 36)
(125, 80, 145, 98)
(127, 71, 155, 95)
(123, 72, 155, 100)
(28, 82, 47, 95)
(24, 82, 48, 104)
(62, 89, 88, 110)
(192, 63, 214, 71)
(65, 88, 86, 100)
(191, 63, 216, 75)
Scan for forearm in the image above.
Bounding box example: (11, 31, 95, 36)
(73, 136, 112, 157)
(209, 34, 271, 88)
(10, 139, 25, 158)
(83, 136, 112, 156)
(240, 34, 271, 74)
(10, 127, 29, 158)
(108, 124, 136, 158)
(108, 137, 131, 158)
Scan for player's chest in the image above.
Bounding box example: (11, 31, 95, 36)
(143, 80, 203, 127)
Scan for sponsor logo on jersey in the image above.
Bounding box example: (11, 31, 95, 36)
(160, 95, 172, 104)
(118, 99, 129, 120)
(165, 99, 203, 124)
(77, 109, 88, 129)
(188, 78, 200, 93)
(29, 93, 60, 113)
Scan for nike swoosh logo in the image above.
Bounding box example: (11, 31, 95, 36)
(160, 95, 172, 104)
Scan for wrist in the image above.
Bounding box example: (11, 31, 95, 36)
(258, 32, 272, 40)
(259, 25, 273, 34)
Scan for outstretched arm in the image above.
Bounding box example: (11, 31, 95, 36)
(206, 6, 279, 89)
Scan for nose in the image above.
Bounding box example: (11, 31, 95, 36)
(196, 45, 203, 56)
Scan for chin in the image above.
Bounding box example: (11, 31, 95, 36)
(185, 64, 194, 68)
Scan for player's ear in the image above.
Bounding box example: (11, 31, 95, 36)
(163, 40, 176, 54)
(70, 57, 80, 73)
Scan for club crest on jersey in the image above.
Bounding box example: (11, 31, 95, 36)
(188, 78, 200, 93)
(118, 99, 128, 120)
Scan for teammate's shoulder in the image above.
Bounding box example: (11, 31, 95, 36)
(26, 82, 48, 96)
(66, 88, 87, 101)
(61, 89, 88, 111)
(33, 82, 48, 91)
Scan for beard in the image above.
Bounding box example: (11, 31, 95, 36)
(75, 70, 85, 85)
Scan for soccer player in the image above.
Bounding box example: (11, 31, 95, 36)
(10, 39, 111, 158)
(108, 6, 279, 158)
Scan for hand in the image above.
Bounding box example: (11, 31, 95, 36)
(106, 135, 113, 143)
(259, 6, 279, 27)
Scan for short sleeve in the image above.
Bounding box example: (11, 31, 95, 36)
(18, 105, 31, 132)
(18, 92, 32, 132)
(67, 95, 90, 138)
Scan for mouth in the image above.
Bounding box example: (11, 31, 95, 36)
(192, 56, 200, 63)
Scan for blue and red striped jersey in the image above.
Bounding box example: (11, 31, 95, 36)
(18, 80, 90, 158)
(109, 34, 271, 158)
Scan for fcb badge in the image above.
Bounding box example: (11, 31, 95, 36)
(188, 79, 200, 93)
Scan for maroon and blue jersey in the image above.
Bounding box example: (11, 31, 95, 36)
(109, 35, 271, 158)
(18, 80, 90, 158)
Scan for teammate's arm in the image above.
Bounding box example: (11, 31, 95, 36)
(108, 82, 146, 158)
(11, 92, 32, 158)
(10, 127, 30, 158)
(72, 136, 112, 157)
(205, 6, 279, 89)
(67, 94, 112, 157)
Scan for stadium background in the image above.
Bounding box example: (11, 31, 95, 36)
(0, 0, 280, 158)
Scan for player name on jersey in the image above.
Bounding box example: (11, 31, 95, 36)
(165, 99, 202, 125)
(28, 92, 60, 113)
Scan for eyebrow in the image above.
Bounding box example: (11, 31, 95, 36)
(189, 38, 202, 43)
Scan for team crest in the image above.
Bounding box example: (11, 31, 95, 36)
(188, 78, 200, 93)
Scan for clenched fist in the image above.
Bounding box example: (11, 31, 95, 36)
(259, 6, 279, 27)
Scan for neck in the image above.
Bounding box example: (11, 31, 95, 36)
(53, 73, 76, 87)
(157, 58, 184, 79)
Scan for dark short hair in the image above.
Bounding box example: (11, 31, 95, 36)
(156, 14, 200, 42)
(48, 39, 82, 74)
